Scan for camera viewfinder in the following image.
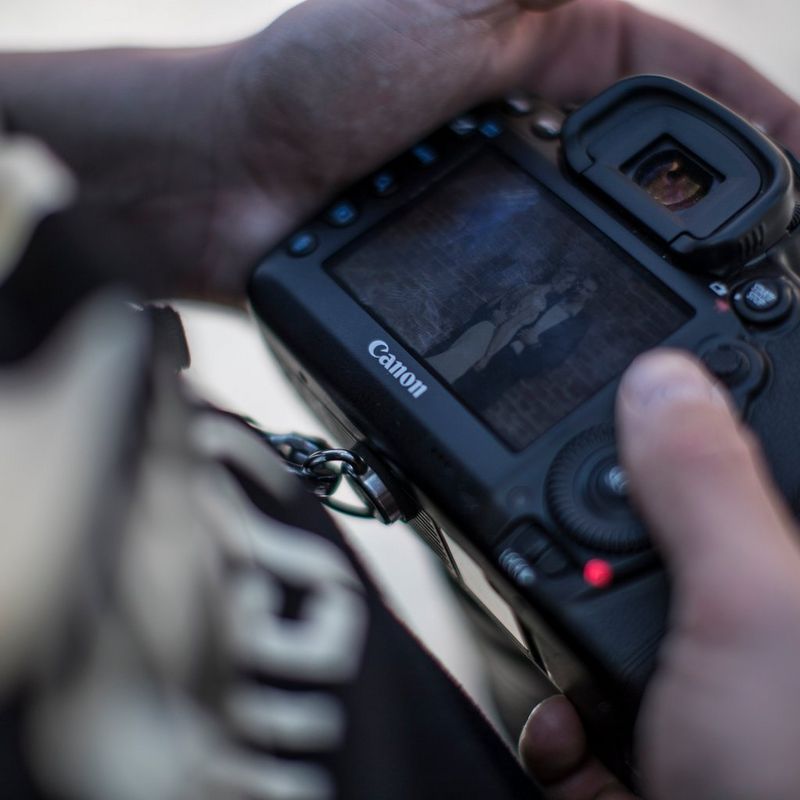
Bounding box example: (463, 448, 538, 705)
(631, 148, 714, 212)
(561, 76, 795, 272)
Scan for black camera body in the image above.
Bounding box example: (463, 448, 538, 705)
(249, 76, 800, 774)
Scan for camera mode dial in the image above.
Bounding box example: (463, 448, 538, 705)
(547, 426, 649, 553)
(732, 278, 794, 325)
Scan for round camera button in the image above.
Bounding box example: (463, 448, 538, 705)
(325, 201, 359, 228)
(372, 171, 398, 197)
(530, 110, 563, 140)
(702, 344, 748, 384)
(449, 115, 479, 137)
(502, 94, 536, 117)
(744, 279, 781, 311)
(547, 426, 648, 553)
(733, 278, 793, 325)
(479, 119, 504, 139)
(596, 462, 630, 502)
(412, 143, 439, 166)
(287, 232, 319, 257)
(699, 340, 768, 401)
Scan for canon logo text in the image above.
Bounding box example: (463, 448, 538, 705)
(368, 341, 428, 399)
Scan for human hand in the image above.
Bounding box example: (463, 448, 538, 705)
(520, 351, 800, 800)
(3, 0, 800, 303)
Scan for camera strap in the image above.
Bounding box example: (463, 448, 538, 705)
(224, 413, 404, 525)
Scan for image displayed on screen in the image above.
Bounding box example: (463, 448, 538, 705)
(328, 152, 692, 451)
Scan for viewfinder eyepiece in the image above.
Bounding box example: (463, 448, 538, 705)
(561, 76, 795, 273)
(632, 149, 713, 212)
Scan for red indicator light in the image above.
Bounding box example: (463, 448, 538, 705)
(584, 559, 614, 589)
(715, 299, 731, 314)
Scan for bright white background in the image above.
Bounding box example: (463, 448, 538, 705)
(1, 0, 797, 707)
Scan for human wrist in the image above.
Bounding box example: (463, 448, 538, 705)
(0, 44, 256, 300)
(0, 45, 237, 186)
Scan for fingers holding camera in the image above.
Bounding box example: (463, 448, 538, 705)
(217, 0, 800, 300)
(519, 695, 637, 799)
(526, 352, 800, 799)
(503, 0, 800, 153)
(616, 350, 800, 799)
(616, 350, 800, 610)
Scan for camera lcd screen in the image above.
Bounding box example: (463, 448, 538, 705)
(328, 151, 692, 451)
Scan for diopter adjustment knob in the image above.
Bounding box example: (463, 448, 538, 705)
(547, 426, 648, 553)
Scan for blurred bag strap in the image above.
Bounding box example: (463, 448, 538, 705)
(0, 129, 75, 286)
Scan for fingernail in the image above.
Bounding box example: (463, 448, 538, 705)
(620, 351, 728, 412)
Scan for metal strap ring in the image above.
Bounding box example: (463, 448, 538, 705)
(303, 449, 368, 478)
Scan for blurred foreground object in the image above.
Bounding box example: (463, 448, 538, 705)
(0, 132, 73, 283)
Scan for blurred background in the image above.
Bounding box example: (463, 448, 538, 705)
(1, 0, 797, 710)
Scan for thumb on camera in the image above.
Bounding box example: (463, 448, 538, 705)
(616, 350, 800, 597)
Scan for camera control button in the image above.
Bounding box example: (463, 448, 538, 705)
(536, 547, 570, 578)
(745, 280, 780, 311)
(500, 525, 571, 580)
(733, 278, 793, 325)
(530, 110, 563, 140)
(412, 143, 439, 166)
(702, 344, 748, 385)
(449, 115, 480, 137)
(501, 94, 536, 117)
(547, 426, 648, 553)
(371, 171, 398, 197)
(287, 232, 318, 257)
(593, 461, 630, 505)
(479, 119, 504, 139)
(325, 201, 359, 228)
(700, 340, 767, 400)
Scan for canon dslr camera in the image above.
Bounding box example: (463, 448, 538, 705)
(249, 76, 800, 776)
